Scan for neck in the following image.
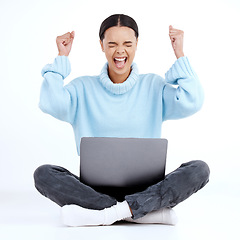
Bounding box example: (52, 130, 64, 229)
(108, 67, 131, 84)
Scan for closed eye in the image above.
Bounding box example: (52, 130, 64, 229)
(108, 42, 117, 48)
(124, 41, 133, 47)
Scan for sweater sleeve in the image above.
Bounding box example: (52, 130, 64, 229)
(162, 56, 204, 121)
(39, 56, 78, 124)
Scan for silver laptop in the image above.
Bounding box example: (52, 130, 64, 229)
(80, 137, 168, 189)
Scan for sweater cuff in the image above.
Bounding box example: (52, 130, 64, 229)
(41, 56, 71, 79)
(165, 56, 196, 85)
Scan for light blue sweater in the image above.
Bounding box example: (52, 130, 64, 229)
(39, 56, 204, 155)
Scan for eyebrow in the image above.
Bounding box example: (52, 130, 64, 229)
(108, 42, 117, 45)
(108, 41, 133, 45)
(124, 41, 133, 44)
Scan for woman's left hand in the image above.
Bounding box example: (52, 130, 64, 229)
(169, 25, 184, 59)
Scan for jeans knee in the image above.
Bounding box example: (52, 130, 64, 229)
(33, 164, 52, 187)
(191, 160, 210, 186)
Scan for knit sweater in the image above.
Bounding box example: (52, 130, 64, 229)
(39, 56, 204, 155)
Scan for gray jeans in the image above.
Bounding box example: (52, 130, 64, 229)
(34, 160, 210, 220)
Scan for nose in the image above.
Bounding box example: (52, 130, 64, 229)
(116, 46, 126, 54)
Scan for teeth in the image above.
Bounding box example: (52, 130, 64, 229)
(114, 57, 126, 61)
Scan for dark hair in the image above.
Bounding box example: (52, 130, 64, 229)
(99, 14, 139, 41)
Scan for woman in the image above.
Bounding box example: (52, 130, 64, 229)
(34, 14, 210, 226)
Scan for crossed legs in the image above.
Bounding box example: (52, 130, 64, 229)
(34, 160, 210, 226)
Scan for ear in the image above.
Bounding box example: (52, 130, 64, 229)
(136, 38, 138, 49)
(100, 39, 104, 52)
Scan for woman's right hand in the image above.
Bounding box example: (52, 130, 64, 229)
(56, 31, 75, 56)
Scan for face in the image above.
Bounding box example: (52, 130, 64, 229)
(100, 26, 138, 83)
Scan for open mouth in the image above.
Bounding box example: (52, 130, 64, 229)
(114, 57, 127, 69)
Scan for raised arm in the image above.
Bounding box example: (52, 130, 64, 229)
(162, 26, 204, 121)
(39, 32, 78, 124)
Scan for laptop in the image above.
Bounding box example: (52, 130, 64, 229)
(80, 137, 168, 200)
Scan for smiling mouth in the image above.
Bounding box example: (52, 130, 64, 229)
(114, 57, 127, 69)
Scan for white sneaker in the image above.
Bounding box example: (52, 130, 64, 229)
(125, 208, 178, 225)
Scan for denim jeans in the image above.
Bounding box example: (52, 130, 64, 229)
(34, 160, 210, 220)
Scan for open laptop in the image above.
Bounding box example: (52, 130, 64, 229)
(80, 137, 168, 200)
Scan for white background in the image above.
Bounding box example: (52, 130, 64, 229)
(0, 0, 239, 200)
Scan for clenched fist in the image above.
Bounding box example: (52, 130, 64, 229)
(169, 26, 184, 59)
(56, 31, 75, 56)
